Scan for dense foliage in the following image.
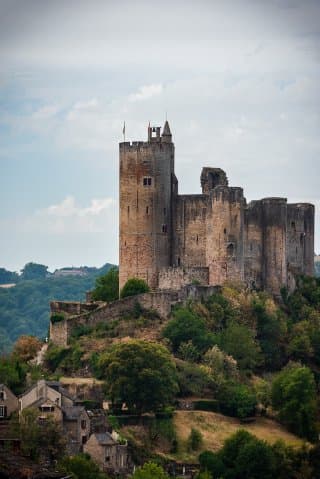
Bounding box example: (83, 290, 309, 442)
(271, 362, 318, 441)
(132, 462, 170, 479)
(91, 266, 119, 302)
(199, 430, 320, 479)
(59, 453, 109, 479)
(120, 277, 150, 298)
(0, 262, 114, 352)
(93, 340, 178, 413)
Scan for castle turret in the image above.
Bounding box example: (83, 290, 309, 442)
(119, 122, 175, 291)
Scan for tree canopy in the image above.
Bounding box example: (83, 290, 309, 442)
(95, 340, 178, 413)
(91, 266, 119, 302)
(271, 362, 318, 441)
(20, 262, 48, 280)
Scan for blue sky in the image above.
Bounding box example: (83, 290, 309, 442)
(1, 0, 320, 272)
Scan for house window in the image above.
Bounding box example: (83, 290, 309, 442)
(82, 435, 87, 444)
(0, 406, 6, 418)
(40, 406, 54, 412)
(162, 224, 167, 233)
(81, 420, 86, 430)
(163, 207, 166, 215)
(0, 391, 4, 401)
(105, 456, 110, 462)
(143, 177, 152, 186)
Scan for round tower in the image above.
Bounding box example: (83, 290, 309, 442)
(119, 122, 175, 291)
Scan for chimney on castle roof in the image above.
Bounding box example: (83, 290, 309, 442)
(162, 120, 172, 143)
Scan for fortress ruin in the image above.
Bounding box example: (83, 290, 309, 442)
(120, 122, 314, 295)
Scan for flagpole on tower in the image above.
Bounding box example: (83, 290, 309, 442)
(123, 121, 126, 143)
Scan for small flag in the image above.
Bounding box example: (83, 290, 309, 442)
(122, 121, 125, 135)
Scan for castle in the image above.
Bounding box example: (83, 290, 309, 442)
(119, 122, 314, 295)
(49, 121, 315, 347)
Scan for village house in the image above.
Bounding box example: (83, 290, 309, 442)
(0, 384, 19, 418)
(19, 380, 90, 454)
(84, 430, 130, 474)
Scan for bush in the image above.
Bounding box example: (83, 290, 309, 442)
(50, 312, 65, 324)
(217, 382, 257, 419)
(193, 400, 220, 413)
(188, 427, 203, 451)
(120, 277, 150, 298)
(44, 344, 69, 371)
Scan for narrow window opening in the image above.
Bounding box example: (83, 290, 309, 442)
(177, 257, 181, 267)
(196, 235, 198, 243)
(162, 224, 167, 233)
(143, 177, 152, 186)
(146, 206, 149, 214)
(127, 206, 130, 214)
(164, 207, 166, 215)
(224, 228, 227, 235)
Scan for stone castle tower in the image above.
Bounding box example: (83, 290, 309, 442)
(119, 122, 314, 294)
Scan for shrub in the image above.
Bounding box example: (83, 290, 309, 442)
(50, 312, 65, 324)
(217, 382, 257, 419)
(91, 266, 119, 302)
(188, 427, 203, 451)
(120, 277, 150, 298)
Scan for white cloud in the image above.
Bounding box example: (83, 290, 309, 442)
(15, 196, 118, 235)
(129, 84, 163, 102)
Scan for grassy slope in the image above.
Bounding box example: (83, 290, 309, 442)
(171, 410, 305, 462)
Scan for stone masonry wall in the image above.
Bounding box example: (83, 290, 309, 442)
(158, 266, 209, 290)
(50, 285, 219, 347)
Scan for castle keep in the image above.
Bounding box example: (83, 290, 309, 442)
(119, 122, 314, 294)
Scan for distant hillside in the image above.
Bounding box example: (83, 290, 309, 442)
(0, 263, 115, 352)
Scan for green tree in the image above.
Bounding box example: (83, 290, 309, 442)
(20, 408, 66, 461)
(200, 430, 276, 479)
(21, 262, 48, 280)
(162, 307, 215, 355)
(0, 267, 18, 284)
(216, 320, 262, 371)
(271, 363, 318, 441)
(91, 267, 119, 302)
(97, 340, 178, 413)
(217, 381, 257, 419)
(0, 356, 26, 394)
(59, 453, 108, 479)
(120, 277, 150, 298)
(132, 462, 170, 479)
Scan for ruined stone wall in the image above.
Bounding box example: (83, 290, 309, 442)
(50, 285, 220, 347)
(119, 138, 174, 291)
(261, 198, 287, 294)
(158, 266, 209, 290)
(206, 186, 245, 285)
(173, 195, 207, 268)
(244, 200, 263, 289)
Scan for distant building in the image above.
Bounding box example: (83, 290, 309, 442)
(53, 268, 88, 277)
(119, 122, 314, 294)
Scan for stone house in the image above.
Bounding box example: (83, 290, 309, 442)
(84, 431, 129, 474)
(19, 380, 90, 454)
(19, 380, 75, 412)
(63, 406, 90, 454)
(0, 384, 19, 418)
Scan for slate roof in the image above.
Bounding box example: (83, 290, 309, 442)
(93, 432, 115, 446)
(62, 406, 87, 421)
